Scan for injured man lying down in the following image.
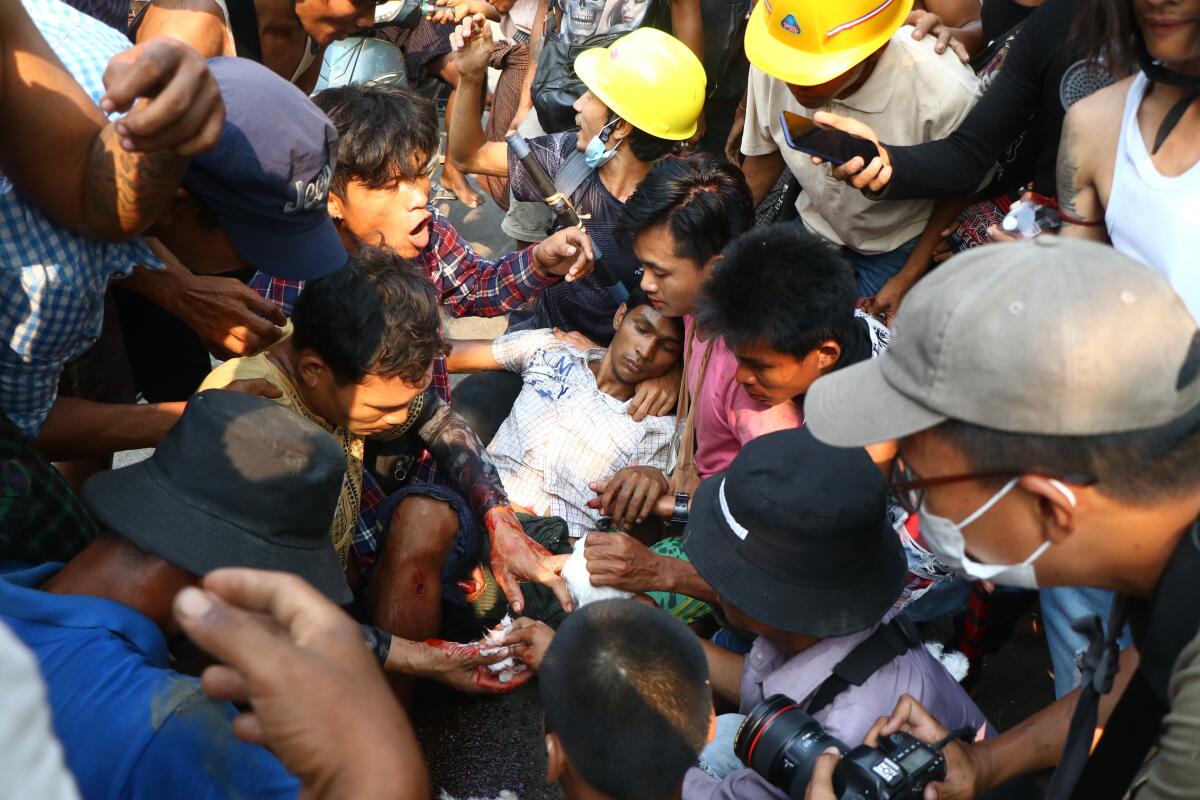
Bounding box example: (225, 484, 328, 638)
(447, 287, 683, 539)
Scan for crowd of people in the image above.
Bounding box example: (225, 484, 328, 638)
(0, 0, 1197, 797)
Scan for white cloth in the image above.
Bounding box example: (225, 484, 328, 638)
(1106, 71, 1200, 322)
(0, 621, 80, 800)
(487, 330, 674, 536)
(741, 27, 979, 254)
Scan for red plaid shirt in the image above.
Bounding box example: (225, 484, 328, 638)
(250, 205, 557, 403)
(251, 207, 556, 484)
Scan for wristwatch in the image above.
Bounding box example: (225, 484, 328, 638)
(667, 492, 690, 533)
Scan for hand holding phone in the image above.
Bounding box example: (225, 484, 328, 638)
(779, 110, 880, 167)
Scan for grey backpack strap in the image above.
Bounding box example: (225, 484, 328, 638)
(554, 149, 594, 205)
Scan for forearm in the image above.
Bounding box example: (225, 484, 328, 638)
(0, 6, 184, 240)
(445, 340, 502, 373)
(895, 197, 967, 283)
(119, 239, 189, 312)
(36, 396, 184, 460)
(448, 71, 509, 176)
(973, 646, 1139, 790)
(670, 0, 704, 60)
(699, 638, 745, 705)
(418, 396, 509, 514)
(660, 556, 718, 603)
(742, 152, 787, 207)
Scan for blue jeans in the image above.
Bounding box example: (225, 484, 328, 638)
(841, 236, 920, 297)
(1040, 587, 1133, 698)
(696, 713, 747, 780)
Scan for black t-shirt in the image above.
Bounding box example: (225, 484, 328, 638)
(508, 132, 642, 345)
(980, 0, 1038, 46)
(883, 0, 1096, 201)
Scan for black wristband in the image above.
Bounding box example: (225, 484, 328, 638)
(667, 492, 690, 532)
(361, 623, 392, 667)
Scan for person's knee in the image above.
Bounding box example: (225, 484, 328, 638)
(385, 496, 462, 563)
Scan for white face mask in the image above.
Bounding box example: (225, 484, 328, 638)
(918, 479, 1076, 590)
(584, 119, 621, 169)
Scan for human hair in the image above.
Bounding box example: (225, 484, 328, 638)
(625, 285, 684, 338)
(625, 125, 677, 162)
(311, 83, 440, 198)
(620, 154, 754, 267)
(1072, 0, 1140, 74)
(934, 415, 1200, 505)
(540, 599, 712, 800)
(695, 224, 858, 361)
(291, 246, 447, 386)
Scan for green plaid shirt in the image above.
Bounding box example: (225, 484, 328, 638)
(0, 413, 97, 563)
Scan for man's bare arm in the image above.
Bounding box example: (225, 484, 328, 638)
(449, 15, 512, 176)
(741, 151, 787, 208)
(0, 7, 222, 240)
(445, 339, 504, 373)
(36, 397, 185, 461)
(1056, 103, 1110, 242)
(669, 0, 703, 61)
(699, 638, 745, 706)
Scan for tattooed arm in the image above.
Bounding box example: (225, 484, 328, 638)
(414, 390, 573, 615)
(1057, 89, 1119, 243)
(0, 7, 222, 241)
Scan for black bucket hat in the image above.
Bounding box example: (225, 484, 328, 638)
(683, 427, 905, 638)
(82, 390, 352, 605)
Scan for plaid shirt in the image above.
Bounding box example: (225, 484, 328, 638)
(486, 330, 675, 537)
(251, 207, 555, 482)
(0, 0, 160, 438)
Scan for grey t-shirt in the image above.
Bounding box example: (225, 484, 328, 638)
(1138, 628, 1200, 798)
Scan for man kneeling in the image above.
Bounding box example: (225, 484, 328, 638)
(200, 249, 569, 692)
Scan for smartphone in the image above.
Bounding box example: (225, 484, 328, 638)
(779, 110, 880, 166)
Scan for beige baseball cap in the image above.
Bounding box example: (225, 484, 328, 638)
(804, 237, 1200, 447)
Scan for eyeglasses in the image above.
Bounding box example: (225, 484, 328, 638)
(887, 460, 1096, 516)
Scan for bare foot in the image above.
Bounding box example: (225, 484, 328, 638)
(440, 160, 483, 208)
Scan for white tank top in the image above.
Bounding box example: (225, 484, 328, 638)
(1106, 71, 1200, 321)
(210, 0, 318, 84)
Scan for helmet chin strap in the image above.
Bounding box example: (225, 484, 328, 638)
(1135, 32, 1200, 154)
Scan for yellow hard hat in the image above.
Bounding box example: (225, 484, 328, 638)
(573, 28, 706, 141)
(745, 0, 914, 87)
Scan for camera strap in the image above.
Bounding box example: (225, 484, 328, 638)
(806, 614, 922, 716)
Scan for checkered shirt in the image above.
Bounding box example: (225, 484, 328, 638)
(251, 206, 555, 405)
(0, 0, 160, 438)
(486, 329, 675, 538)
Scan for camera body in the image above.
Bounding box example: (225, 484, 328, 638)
(735, 694, 947, 800)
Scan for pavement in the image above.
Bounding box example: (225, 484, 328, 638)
(118, 172, 1055, 799)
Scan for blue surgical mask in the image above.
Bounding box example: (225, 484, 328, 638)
(584, 119, 621, 169)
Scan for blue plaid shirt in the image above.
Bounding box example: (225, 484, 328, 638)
(0, 0, 160, 438)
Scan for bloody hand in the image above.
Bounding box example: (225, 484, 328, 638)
(485, 507, 573, 615)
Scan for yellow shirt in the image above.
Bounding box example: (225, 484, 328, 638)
(742, 27, 980, 255)
(200, 333, 363, 567)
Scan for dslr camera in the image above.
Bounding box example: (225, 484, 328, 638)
(735, 694, 949, 800)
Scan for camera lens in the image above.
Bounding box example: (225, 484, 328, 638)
(735, 695, 848, 798)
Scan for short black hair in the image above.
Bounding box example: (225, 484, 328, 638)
(311, 83, 440, 198)
(696, 224, 858, 360)
(540, 599, 712, 800)
(626, 126, 677, 163)
(621, 154, 754, 267)
(291, 247, 447, 386)
(625, 285, 684, 338)
(933, 416, 1200, 505)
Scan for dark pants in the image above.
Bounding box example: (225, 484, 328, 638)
(450, 370, 524, 447)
